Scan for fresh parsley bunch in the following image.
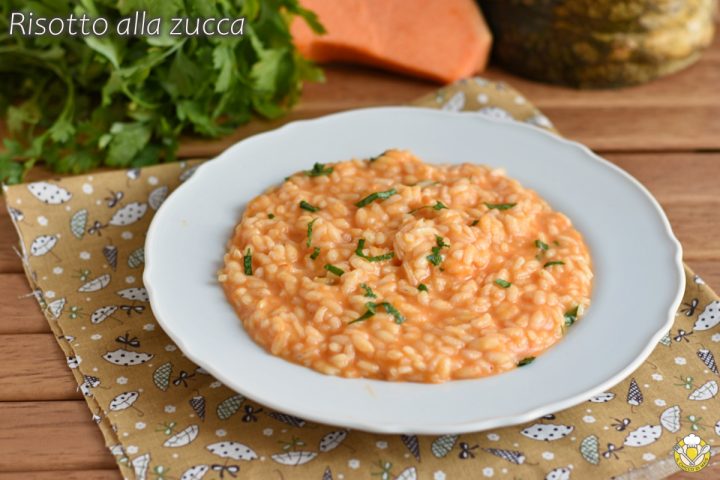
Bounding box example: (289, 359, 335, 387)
(0, 0, 324, 184)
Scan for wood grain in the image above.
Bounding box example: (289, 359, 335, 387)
(1, 30, 719, 479)
(0, 335, 80, 402)
(0, 274, 47, 334)
(0, 212, 23, 274)
(0, 471, 121, 480)
(0, 398, 717, 478)
(664, 202, 720, 260)
(176, 47, 720, 157)
(0, 149, 718, 406)
(688, 259, 720, 288)
(1, 153, 718, 272)
(0, 401, 115, 471)
(0, 254, 716, 404)
(606, 153, 720, 204)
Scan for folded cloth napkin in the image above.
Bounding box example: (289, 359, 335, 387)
(6, 78, 719, 480)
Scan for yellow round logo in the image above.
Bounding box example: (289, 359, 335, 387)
(673, 433, 711, 472)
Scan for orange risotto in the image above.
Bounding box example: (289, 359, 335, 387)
(219, 150, 592, 383)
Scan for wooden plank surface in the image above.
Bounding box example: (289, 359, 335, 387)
(0, 334, 80, 401)
(0, 471, 121, 480)
(0, 400, 717, 480)
(1, 153, 718, 273)
(0, 274, 49, 334)
(0, 402, 115, 471)
(177, 36, 720, 157)
(1, 32, 719, 479)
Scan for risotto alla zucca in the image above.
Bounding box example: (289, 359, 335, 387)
(219, 150, 592, 383)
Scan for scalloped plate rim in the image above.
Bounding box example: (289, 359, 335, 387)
(144, 107, 684, 434)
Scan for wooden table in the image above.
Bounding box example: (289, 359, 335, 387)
(1, 37, 719, 479)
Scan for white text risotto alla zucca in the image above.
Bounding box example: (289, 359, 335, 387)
(219, 150, 592, 383)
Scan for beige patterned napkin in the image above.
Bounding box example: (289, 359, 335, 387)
(5, 78, 719, 480)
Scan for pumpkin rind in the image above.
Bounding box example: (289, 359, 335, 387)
(480, 0, 716, 88)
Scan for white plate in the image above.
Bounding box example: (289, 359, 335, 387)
(145, 107, 684, 434)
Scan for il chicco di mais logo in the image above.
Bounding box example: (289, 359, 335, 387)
(673, 433, 711, 472)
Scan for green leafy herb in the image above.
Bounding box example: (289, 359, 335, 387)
(299, 200, 319, 212)
(360, 283, 377, 298)
(349, 301, 405, 325)
(381, 302, 406, 324)
(349, 302, 377, 324)
(564, 306, 579, 327)
(426, 251, 442, 266)
(427, 235, 449, 267)
(470, 219, 479, 226)
(243, 248, 253, 276)
(310, 247, 320, 260)
(485, 202, 517, 211)
(535, 239, 549, 251)
(305, 162, 333, 177)
(410, 200, 448, 214)
(418, 283, 428, 292)
(324, 264, 344, 276)
(368, 151, 388, 162)
(268, 213, 275, 219)
(306, 218, 317, 248)
(553, 240, 561, 247)
(544, 261, 565, 268)
(494, 279, 512, 288)
(518, 357, 535, 367)
(0, 2, 325, 184)
(436, 236, 450, 249)
(355, 188, 397, 208)
(355, 238, 395, 262)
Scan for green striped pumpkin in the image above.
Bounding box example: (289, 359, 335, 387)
(479, 0, 716, 88)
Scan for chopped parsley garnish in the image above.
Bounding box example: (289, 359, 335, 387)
(544, 261, 565, 268)
(427, 235, 449, 267)
(306, 162, 333, 177)
(470, 219, 479, 226)
(350, 301, 405, 324)
(349, 302, 377, 324)
(418, 283, 429, 292)
(485, 202, 517, 210)
(310, 247, 320, 260)
(494, 279, 512, 288)
(324, 264, 345, 276)
(360, 283, 377, 298)
(243, 248, 253, 276)
(410, 200, 448, 214)
(382, 302, 406, 324)
(355, 238, 395, 262)
(564, 306, 579, 327)
(427, 250, 442, 266)
(553, 240, 561, 247)
(535, 239, 549, 251)
(368, 151, 387, 162)
(355, 188, 398, 208)
(299, 200, 319, 212)
(268, 213, 275, 219)
(518, 357, 535, 367)
(306, 218, 317, 248)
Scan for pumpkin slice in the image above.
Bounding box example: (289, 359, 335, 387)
(291, 0, 492, 83)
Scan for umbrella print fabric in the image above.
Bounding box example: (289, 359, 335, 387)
(6, 78, 720, 479)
